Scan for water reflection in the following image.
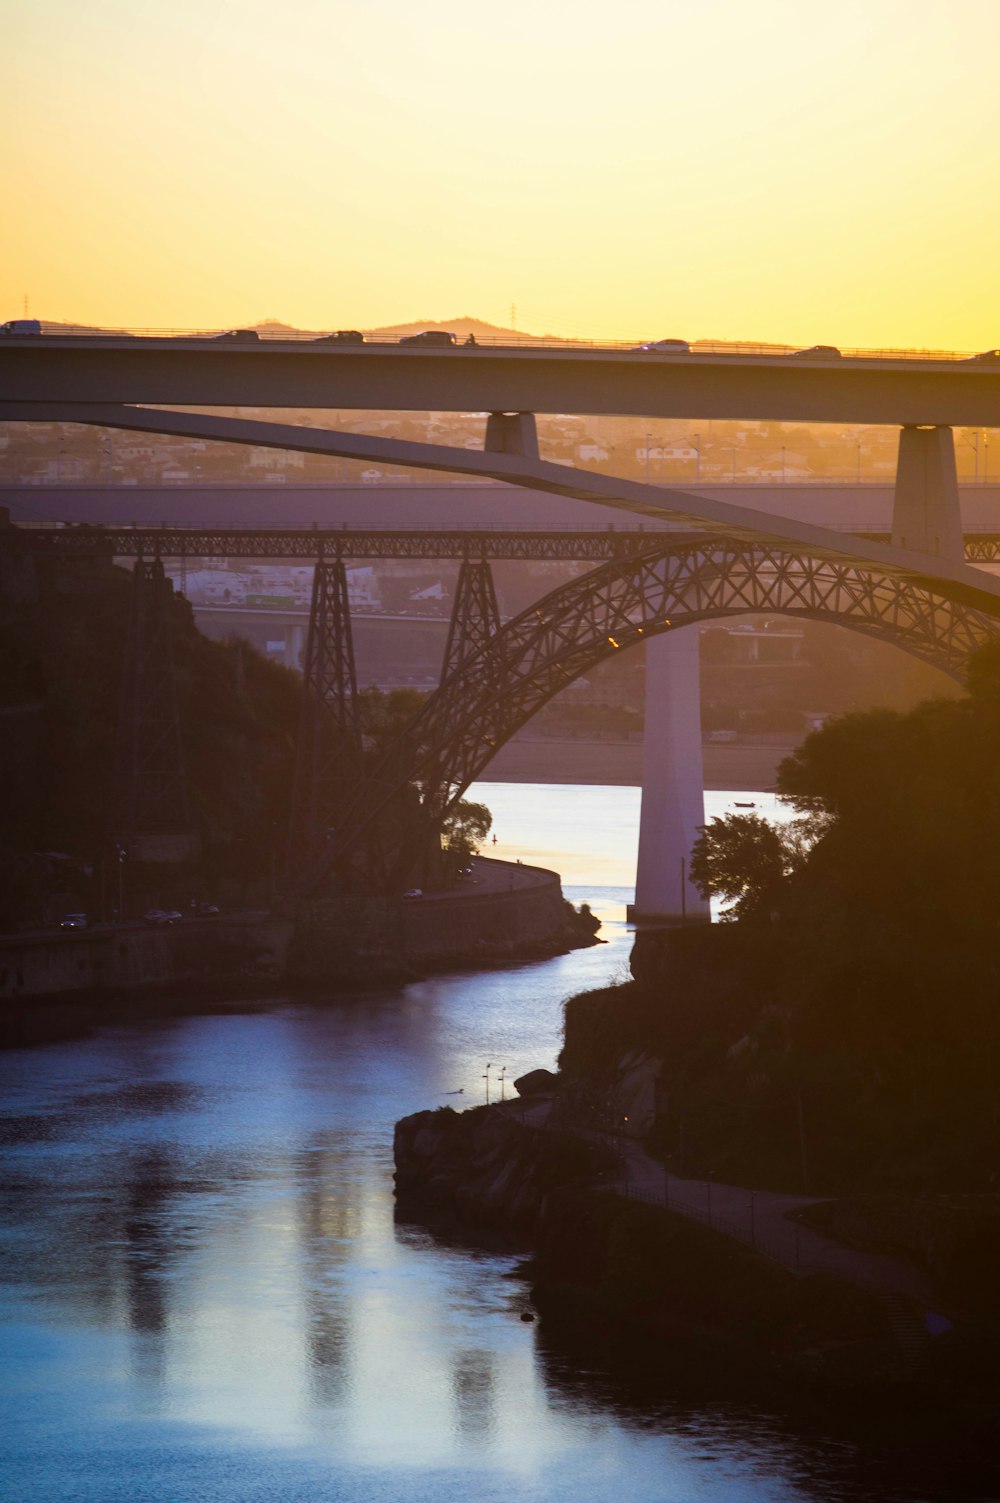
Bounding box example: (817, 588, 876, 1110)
(0, 818, 985, 1499)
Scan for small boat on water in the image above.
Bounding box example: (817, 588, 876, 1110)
(734, 801, 756, 808)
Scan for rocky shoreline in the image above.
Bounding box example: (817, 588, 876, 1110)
(393, 1075, 997, 1404)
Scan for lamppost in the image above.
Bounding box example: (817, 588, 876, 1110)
(115, 843, 126, 924)
(498, 1065, 507, 1102)
(483, 1062, 492, 1105)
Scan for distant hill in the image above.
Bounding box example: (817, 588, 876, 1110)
(30, 315, 557, 343)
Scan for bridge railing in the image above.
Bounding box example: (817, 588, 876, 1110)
(20, 327, 987, 362)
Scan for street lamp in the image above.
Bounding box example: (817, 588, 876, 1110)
(498, 1065, 507, 1102)
(115, 843, 126, 923)
(483, 1062, 492, 1105)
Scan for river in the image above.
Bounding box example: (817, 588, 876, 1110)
(0, 786, 969, 1501)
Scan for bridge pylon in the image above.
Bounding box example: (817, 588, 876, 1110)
(630, 629, 710, 926)
(286, 555, 364, 880)
(892, 425, 963, 562)
(441, 556, 503, 684)
(113, 557, 193, 868)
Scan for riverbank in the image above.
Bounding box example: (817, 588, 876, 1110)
(483, 733, 795, 790)
(393, 1096, 996, 1410)
(0, 857, 600, 1037)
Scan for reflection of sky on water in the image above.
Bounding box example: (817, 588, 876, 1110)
(472, 780, 796, 889)
(0, 783, 895, 1500)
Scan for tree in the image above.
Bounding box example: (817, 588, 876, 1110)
(689, 813, 802, 921)
(440, 798, 492, 880)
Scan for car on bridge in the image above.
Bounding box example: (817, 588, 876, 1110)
(1, 319, 42, 336)
(789, 345, 842, 359)
(212, 329, 260, 343)
(967, 348, 1000, 363)
(399, 330, 456, 347)
(60, 913, 88, 929)
(634, 338, 690, 354)
(313, 330, 365, 344)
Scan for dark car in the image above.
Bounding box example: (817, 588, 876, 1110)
(313, 329, 365, 345)
(1, 319, 42, 335)
(967, 348, 1000, 364)
(60, 913, 88, 930)
(789, 345, 841, 359)
(634, 338, 691, 354)
(399, 330, 456, 347)
(213, 328, 260, 343)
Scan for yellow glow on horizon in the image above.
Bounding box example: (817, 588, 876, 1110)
(3, 0, 1000, 349)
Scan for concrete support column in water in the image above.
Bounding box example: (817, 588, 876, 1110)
(630, 629, 710, 924)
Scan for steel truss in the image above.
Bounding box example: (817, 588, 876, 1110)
(15, 523, 1000, 564)
(286, 556, 362, 874)
(114, 558, 189, 842)
(312, 538, 1000, 890)
(15, 525, 699, 563)
(440, 557, 502, 683)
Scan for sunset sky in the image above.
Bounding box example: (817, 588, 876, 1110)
(5, 0, 999, 349)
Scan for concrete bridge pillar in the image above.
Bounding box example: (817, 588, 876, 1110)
(485, 411, 539, 459)
(892, 425, 963, 561)
(630, 629, 710, 925)
(284, 623, 305, 670)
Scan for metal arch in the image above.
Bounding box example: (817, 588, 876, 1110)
(313, 539, 1000, 888)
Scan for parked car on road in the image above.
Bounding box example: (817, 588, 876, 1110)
(399, 330, 456, 347)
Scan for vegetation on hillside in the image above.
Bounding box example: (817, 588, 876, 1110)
(564, 642, 1000, 1199)
(0, 564, 491, 924)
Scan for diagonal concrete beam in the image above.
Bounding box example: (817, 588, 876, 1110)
(4, 399, 1000, 616)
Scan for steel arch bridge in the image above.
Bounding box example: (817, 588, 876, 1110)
(318, 536, 1000, 888)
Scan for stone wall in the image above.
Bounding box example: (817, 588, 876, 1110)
(398, 863, 574, 966)
(0, 915, 291, 1001)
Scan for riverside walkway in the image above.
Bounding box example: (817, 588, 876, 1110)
(518, 1098, 943, 1316)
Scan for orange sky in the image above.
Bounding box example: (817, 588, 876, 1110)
(4, 0, 999, 350)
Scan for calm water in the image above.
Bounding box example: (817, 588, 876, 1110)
(0, 788, 966, 1501)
